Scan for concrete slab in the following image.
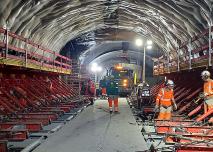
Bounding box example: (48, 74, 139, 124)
(33, 98, 148, 152)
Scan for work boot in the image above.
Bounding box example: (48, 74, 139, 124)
(109, 107, 113, 114)
(89, 98, 94, 105)
(114, 111, 120, 114)
(114, 107, 119, 113)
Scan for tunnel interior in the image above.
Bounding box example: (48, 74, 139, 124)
(0, 0, 212, 152)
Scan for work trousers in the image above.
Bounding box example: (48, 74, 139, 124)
(108, 96, 118, 112)
(205, 98, 213, 111)
(205, 98, 213, 121)
(158, 106, 172, 120)
(102, 88, 107, 95)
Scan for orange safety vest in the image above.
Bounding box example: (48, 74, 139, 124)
(156, 88, 174, 107)
(204, 79, 213, 98)
(102, 88, 106, 94)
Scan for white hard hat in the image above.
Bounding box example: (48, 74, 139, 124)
(201, 70, 210, 78)
(138, 83, 144, 87)
(166, 80, 174, 87)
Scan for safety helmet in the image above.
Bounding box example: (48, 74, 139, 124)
(166, 80, 174, 87)
(138, 83, 143, 87)
(201, 70, 210, 80)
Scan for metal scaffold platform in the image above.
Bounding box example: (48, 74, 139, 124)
(0, 27, 71, 74)
(33, 98, 148, 152)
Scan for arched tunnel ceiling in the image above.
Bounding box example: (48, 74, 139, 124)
(91, 50, 154, 71)
(0, 0, 212, 65)
(80, 41, 162, 66)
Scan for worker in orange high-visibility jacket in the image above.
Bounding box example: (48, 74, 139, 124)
(155, 80, 177, 120)
(201, 70, 213, 113)
(100, 78, 107, 98)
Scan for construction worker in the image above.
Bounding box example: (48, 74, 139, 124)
(101, 87, 107, 98)
(80, 82, 86, 95)
(106, 75, 119, 113)
(201, 70, 213, 113)
(155, 80, 177, 120)
(100, 78, 107, 99)
(87, 79, 95, 105)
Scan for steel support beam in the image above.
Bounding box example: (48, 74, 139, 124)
(167, 52, 170, 73)
(177, 47, 180, 71)
(209, 21, 212, 66)
(25, 39, 28, 67)
(188, 39, 192, 69)
(5, 28, 8, 59)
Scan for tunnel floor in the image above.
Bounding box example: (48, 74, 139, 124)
(33, 98, 148, 152)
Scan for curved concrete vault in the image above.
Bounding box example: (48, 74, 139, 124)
(80, 41, 162, 65)
(0, 0, 212, 65)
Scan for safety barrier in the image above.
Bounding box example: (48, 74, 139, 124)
(0, 27, 71, 74)
(153, 26, 213, 75)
